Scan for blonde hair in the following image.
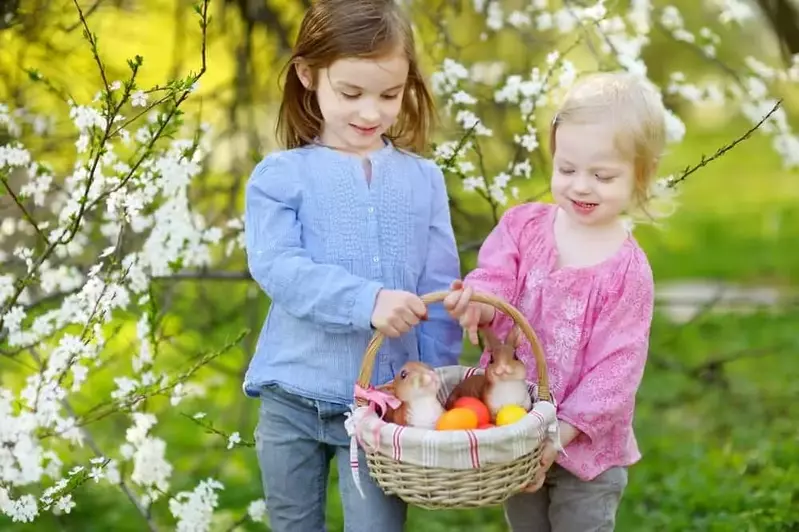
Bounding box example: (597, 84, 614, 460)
(550, 71, 669, 219)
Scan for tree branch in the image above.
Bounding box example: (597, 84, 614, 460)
(667, 99, 783, 189)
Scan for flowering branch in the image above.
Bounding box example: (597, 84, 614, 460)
(666, 98, 783, 189)
(181, 412, 255, 449)
(52, 374, 158, 532)
(0, 174, 50, 245)
(0, 0, 262, 528)
(72, 329, 247, 430)
(423, 0, 798, 225)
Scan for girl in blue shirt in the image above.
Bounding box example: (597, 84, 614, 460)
(243, 1, 462, 530)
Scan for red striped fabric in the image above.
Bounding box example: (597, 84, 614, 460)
(465, 429, 480, 468)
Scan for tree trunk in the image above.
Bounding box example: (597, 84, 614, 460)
(756, 0, 799, 63)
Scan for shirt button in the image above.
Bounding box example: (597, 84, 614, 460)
(367, 206, 374, 213)
(373, 256, 379, 263)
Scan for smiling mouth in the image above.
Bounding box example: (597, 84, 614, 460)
(571, 199, 598, 213)
(351, 124, 378, 134)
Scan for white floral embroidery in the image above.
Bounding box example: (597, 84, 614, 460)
(542, 340, 563, 393)
(519, 267, 546, 314)
(562, 295, 584, 321)
(525, 267, 546, 289)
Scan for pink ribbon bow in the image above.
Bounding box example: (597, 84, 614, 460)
(346, 384, 402, 500)
(354, 384, 401, 420)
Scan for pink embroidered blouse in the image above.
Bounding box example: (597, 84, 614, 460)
(463, 202, 654, 481)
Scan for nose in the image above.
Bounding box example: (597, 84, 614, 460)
(359, 100, 380, 123)
(572, 173, 592, 194)
(495, 363, 510, 377)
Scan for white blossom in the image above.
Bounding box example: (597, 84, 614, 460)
(227, 432, 241, 449)
(247, 498, 267, 522)
(713, 0, 755, 24)
(168, 478, 224, 532)
(131, 90, 148, 107)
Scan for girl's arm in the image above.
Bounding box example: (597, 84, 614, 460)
(416, 161, 463, 367)
(244, 154, 383, 333)
(556, 257, 655, 445)
(462, 205, 526, 326)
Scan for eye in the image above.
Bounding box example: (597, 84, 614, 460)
(400, 370, 408, 379)
(381, 93, 401, 100)
(341, 92, 360, 100)
(513, 352, 519, 360)
(559, 167, 575, 175)
(595, 174, 616, 182)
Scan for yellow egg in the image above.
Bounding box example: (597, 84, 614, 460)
(495, 404, 528, 426)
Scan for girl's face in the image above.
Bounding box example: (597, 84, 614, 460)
(550, 121, 637, 227)
(297, 48, 409, 156)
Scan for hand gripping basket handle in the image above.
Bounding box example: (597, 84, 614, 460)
(356, 289, 551, 404)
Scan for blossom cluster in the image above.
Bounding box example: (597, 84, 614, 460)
(0, 83, 263, 526)
(427, 0, 797, 216)
(0, 1, 267, 529)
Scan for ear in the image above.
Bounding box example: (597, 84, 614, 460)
(506, 326, 521, 347)
(480, 327, 500, 351)
(294, 59, 314, 90)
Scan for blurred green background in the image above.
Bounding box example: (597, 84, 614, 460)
(1, 0, 798, 530)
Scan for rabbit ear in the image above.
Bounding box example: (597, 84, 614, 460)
(506, 326, 521, 347)
(480, 327, 501, 350)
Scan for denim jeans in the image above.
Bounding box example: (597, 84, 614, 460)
(254, 383, 408, 532)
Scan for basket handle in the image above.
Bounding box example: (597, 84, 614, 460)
(356, 290, 551, 403)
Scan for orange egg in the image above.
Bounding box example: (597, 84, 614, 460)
(435, 407, 479, 430)
(453, 397, 491, 426)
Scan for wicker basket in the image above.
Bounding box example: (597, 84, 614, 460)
(352, 289, 555, 510)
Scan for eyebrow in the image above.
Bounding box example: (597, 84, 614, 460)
(556, 158, 623, 171)
(336, 82, 405, 92)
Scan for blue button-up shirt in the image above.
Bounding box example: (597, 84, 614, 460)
(242, 141, 463, 405)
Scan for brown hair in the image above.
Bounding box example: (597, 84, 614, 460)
(275, 0, 436, 154)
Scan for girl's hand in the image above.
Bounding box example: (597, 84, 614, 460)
(443, 280, 494, 345)
(371, 289, 428, 337)
(521, 439, 558, 493)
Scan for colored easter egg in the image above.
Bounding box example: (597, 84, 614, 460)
(495, 404, 528, 426)
(436, 407, 479, 430)
(452, 397, 491, 426)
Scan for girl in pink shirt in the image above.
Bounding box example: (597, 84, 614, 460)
(444, 71, 668, 531)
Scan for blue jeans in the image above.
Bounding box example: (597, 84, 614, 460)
(254, 384, 408, 532)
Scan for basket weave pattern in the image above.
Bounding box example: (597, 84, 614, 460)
(366, 444, 544, 509)
(351, 290, 556, 510)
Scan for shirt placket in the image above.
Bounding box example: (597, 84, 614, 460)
(365, 158, 393, 385)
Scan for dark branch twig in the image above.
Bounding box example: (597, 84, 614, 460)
(0, 174, 50, 245)
(667, 99, 783, 188)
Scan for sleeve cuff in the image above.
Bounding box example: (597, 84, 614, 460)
(351, 281, 384, 331)
(557, 412, 595, 446)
